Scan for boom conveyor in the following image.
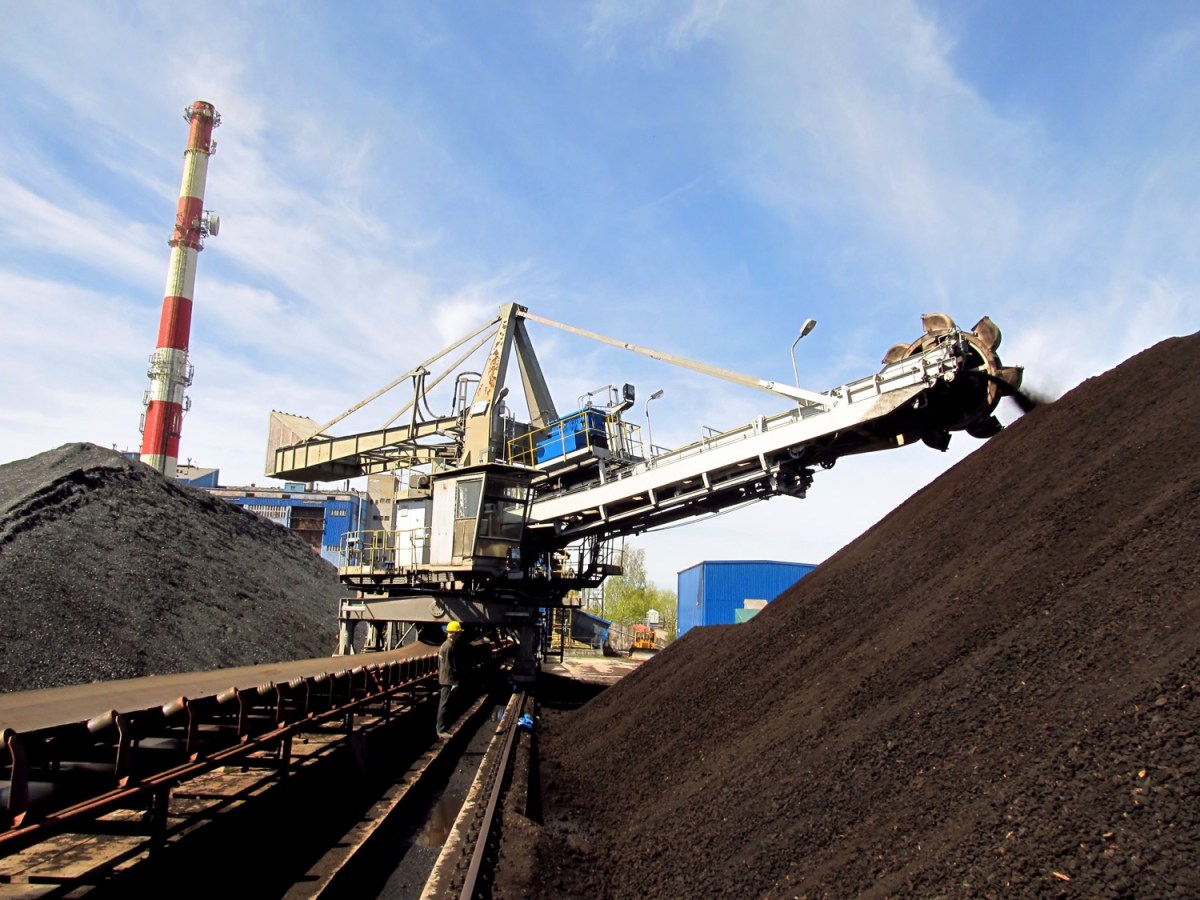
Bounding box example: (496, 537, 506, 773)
(265, 306, 1023, 683)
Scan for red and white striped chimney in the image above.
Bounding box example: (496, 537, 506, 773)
(140, 100, 220, 478)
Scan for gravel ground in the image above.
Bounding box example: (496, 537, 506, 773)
(503, 331, 1200, 899)
(0, 443, 348, 692)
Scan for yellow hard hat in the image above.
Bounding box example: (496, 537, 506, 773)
(446, 620, 464, 633)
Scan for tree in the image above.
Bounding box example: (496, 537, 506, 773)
(602, 546, 677, 640)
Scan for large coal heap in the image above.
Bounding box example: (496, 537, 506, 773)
(0, 443, 347, 692)
(521, 332, 1200, 898)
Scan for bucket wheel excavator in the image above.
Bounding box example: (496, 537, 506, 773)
(265, 305, 1022, 685)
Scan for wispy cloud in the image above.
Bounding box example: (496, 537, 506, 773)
(0, 176, 163, 287)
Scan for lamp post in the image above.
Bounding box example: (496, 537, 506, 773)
(645, 389, 665, 461)
(790, 318, 817, 397)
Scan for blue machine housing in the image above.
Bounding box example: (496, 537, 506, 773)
(533, 409, 608, 464)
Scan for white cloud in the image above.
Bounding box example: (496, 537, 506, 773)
(716, 4, 1033, 288)
(0, 271, 149, 461)
(0, 177, 163, 289)
(667, 0, 730, 49)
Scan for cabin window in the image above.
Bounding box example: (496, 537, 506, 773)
(455, 479, 483, 519)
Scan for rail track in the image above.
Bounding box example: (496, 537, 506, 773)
(419, 689, 534, 899)
(0, 642, 533, 898)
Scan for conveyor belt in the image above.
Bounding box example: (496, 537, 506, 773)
(0, 644, 468, 855)
(0, 645, 430, 735)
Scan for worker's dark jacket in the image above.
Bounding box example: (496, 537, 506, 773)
(438, 639, 458, 687)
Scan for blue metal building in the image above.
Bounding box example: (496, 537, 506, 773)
(676, 560, 816, 635)
(210, 483, 364, 566)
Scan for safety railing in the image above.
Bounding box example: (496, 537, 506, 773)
(341, 527, 430, 570)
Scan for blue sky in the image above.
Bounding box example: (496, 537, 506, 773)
(1, 2, 1196, 589)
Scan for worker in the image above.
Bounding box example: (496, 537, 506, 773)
(436, 620, 464, 738)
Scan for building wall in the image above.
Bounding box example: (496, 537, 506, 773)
(318, 498, 356, 560)
(175, 466, 220, 489)
(366, 473, 398, 531)
(677, 564, 705, 636)
(211, 486, 364, 566)
(676, 560, 816, 635)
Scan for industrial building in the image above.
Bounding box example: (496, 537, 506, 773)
(202, 470, 429, 567)
(208, 483, 366, 565)
(144, 450, 415, 568)
(173, 463, 220, 489)
(676, 559, 816, 635)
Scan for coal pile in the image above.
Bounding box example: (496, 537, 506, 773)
(513, 332, 1200, 898)
(0, 443, 347, 692)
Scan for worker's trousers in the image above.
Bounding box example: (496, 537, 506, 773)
(437, 684, 455, 733)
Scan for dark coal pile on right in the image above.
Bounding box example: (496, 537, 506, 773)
(514, 331, 1200, 899)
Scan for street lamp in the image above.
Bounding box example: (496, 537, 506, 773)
(645, 389, 665, 460)
(790, 319, 817, 394)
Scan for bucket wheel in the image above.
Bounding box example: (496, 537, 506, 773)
(882, 313, 1024, 440)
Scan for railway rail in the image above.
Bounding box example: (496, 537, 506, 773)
(420, 689, 533, 899)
